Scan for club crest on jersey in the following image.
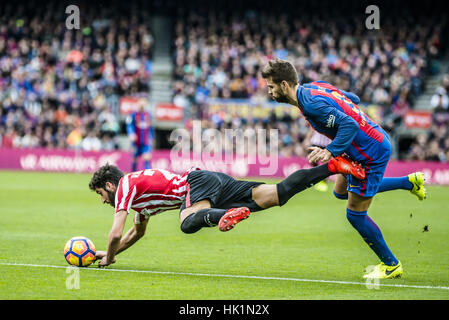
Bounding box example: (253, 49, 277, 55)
(326, 114, 336, 128)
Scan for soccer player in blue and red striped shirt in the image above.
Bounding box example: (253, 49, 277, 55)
(262, 59, 427, 279)
(126, 98, 155, 172)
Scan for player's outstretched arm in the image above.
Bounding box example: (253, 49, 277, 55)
(98, 210, 128, 267)
(96, 219, 149, 261)
(95, 216, 149, 264)
(115, 218, 149, 255)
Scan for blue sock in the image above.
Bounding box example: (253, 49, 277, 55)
(378, 177, 412, 193)
(132, 160, 137, 172)
(144, 160, 151, 169)
(346, 209, 399, 266)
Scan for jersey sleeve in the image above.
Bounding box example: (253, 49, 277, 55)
(302, 94, 359, 157)
(339, 89, 360, 105)
(326, 117, 359, 157)
(115, 175, 137, 214)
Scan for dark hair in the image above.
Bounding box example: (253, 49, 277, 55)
(89, 164, 124, 191)
(261, 59, 299, 87)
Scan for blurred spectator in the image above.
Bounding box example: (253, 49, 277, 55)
(407, 124, 449, 162)
(82, 131, 102, 152)
(431, 87, 449, 112)
(391, 89, 411, 119)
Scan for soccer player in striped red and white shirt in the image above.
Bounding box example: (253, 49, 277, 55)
(114, 167, 193, 221)
(89, 159, 365, 267)
(89, 165, 198, 267)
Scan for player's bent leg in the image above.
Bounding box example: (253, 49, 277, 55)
(181, 208, 228, 234)
(374, 172, 426, 200)
(347, 191, 373, 212)
(180, 199, 211, 224)
(180, 200, 234, 234)
(347, 192, 400, 275)
(275, 157, 365, 207)
(179, 170, 233, 233)
(333, 174, 348, 200)
(275, 163, 334, 206)
(251, 184, 279, 209)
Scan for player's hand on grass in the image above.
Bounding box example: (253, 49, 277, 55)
(97, 255, 116, 268)
(308, 147, 332, 164)
(94, 251, 107, 261)
(94, 251, 116, 267)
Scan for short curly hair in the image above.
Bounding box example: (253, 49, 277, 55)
(261, 58, 299, 87)
(89, 164, 124, 191)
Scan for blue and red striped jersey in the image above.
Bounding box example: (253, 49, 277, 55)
(126, 111, 154, 147)
(296, 81, 390, 165)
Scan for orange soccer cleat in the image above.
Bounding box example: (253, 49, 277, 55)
(218, 207, 250, 232)
(328, 155, 366, 180)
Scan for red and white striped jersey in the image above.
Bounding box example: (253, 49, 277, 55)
(114, 167, 200, 221)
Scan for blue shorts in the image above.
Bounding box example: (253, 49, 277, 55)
(133, 144, 152, 157)
(346, 167, 385, 198)
(346, 132, 391, 198)
(346, 153, 389, 198)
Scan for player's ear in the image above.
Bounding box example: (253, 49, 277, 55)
(280, 80, 289, 92)
(105, 181, 115, 192)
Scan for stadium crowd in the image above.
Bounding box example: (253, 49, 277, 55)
(172, 4, 449, 160)
(1, 0, 449, 162)
(0, 1, 153, 151)
(407, 74, 449, 162)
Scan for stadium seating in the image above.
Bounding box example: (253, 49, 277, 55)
(0, 1, 153, 150)
(171, 2, 448, 160)
(1, 0, 448, 161)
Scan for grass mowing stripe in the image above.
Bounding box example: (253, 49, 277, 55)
(2, 262, 449, 291)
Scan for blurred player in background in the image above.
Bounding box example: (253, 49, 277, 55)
(262, 58, 427, 279)
(126, 98, 154, 171)
(304, 128, 332, 192)
(88, 155, 365, 267)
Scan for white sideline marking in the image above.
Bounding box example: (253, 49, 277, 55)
(1, 262, 449, 291)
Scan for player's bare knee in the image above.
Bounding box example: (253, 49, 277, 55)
(334, 174, 347, 192)
(180, 200, 210, 225)
(252, 184, 279, 208)
(347, 192, 373, 211)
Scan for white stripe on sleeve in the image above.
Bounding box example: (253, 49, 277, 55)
(118, 174, 130, 211)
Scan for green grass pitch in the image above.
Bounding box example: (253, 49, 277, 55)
(0, 170, 448, 300)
